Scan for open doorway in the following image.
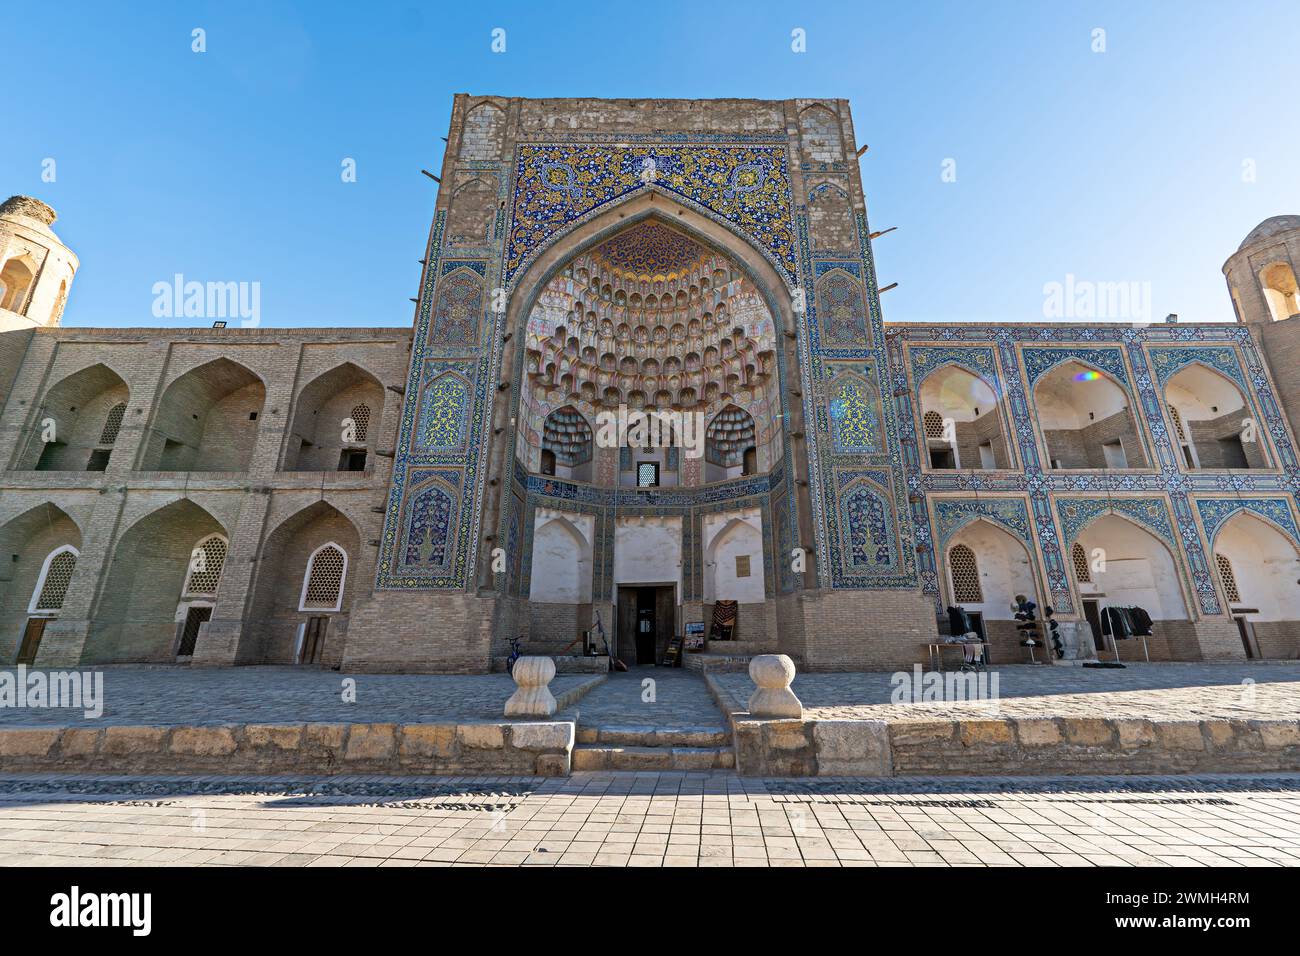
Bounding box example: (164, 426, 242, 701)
(617, 585, 675, 665)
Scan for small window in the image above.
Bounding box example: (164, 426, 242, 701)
(184, 535, 228, 596)
(540, 449, 557, 476)
(248, 411, 258, 421)
(338, 449, 367, 472)
(1167, 404, 1186, 442)
(1072, 542, 1091, 583)
(300, 543, 348, 612)
(350, 403, 371, 442)
(929, 447, 956, 469)
(949, 544, 983, 603)
(30, 547, 78, 614)
(637, 461, 659, 487)
(99, 403, 127, 445)
(923, 410, 945, 439)
(735, 554, 751, 578)
(86, 449, 112, 471)
(1215, 553, 1241, 603)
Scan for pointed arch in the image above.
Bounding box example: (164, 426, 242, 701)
(827, 369, 882, 455)
(283, 361, 385, 471)
(814, 267, 868, 343)
(917, 362, 1009, 470)
(1163, 361, 1265, 469)
(90, 498, 228, 663)
(1206, 510, 1300, 626)
(947, 543, 983, 603)
(402, 478, 459, 570)
(1074, 512, 1189, 620)
(1033, 358, 1147, 469)
(23, 362, 130, 471)
(0, 255, 36, 313)
(182, 532, 229, 596)
(704, 512, 766, 604)
(144, 357, 265, 472)
(246, 500, 363, 664)
(529, 511, 593, 604)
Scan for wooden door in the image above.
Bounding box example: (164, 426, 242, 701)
(617, 587, 637, 664)
(302, 616, 329, 664)
(654, 586, 675, 663)
(16, 618, 47, 665)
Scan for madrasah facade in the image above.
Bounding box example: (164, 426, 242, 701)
(2, 96, 1300, 673)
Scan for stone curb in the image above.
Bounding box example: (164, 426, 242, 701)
(0, 720, 576, 776)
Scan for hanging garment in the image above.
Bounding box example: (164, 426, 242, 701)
(947, 606, 973, 637)
(1129, 606, 1154, 636)
(1102, 606, 1134, 639)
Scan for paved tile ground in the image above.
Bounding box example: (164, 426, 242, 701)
(0, 667, 600, 726)
(2, 662, 1297, 730)
(715, 662, 1300, 721)
(562, 668, 726, 732)
(0, 772, 1297, 867)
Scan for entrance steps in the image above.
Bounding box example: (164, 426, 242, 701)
(682, 639, 776, 674)
(572, 724, 734, 771)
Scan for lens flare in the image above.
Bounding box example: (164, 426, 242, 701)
(1074, 370, 1101, 382)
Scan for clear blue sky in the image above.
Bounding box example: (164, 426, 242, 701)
(5, 0, 1297, 328)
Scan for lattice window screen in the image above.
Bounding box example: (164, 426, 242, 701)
(949, 544, 983, 603)
(923, 410, 945, 439)
(1072, 542, 1091, 583)
(350, 404, 370, 443)
(1215, 553, 1241, 603)
(303, 546, 346, 609)
(1167, 404, 1186, 442)
(99, 403, 127, 445)
(184, 536, 228, 595)
(33, 550, 77, 611)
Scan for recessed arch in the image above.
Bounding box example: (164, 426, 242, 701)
(0, 255, 36, 313)
(1212, 510, 1300, 624)
(529, 512, 593, 604)
(90, 498, 228, 663)
(22, 362, 130, 471)
(1073, 513, 1189, 621)
(944, 517, 1039, 658)
(704, 512, 765, 604)
(0, 503, 83, 662)
(245, 501, 363, 664)
(1033, 359, 1148, 469)
(283, 361, 385, 472)
(917, 363, 1009, 470)
(1164, 362, 1265, 469)
(142, 358, 266, 472)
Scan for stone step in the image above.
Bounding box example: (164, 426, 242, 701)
(575, 724, 729, 747)
(683, 652, 754, 674)
(572, 744, 735, 772)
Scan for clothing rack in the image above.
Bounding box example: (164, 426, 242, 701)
(1099, 604, 1153, 662)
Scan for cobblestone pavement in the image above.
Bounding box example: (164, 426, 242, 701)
(0, 772, 1297, 867)
(0, 667, 600, 726)
(714, 662, 1300, 722)
(562, 668, 727, 731)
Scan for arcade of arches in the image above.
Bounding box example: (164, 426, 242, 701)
(4, 97, 1300, 671)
